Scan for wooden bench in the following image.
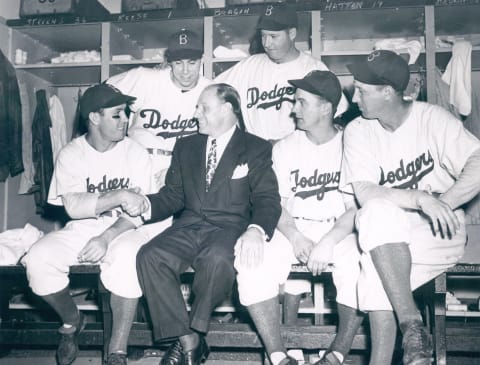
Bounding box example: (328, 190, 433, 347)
(2, 263, 478, 363)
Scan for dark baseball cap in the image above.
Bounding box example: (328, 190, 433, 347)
(166, 29, 203, 61)
(347, 50, 410, 91)
(257, 5, 297, 31)
(288, 70, 342, 109)
(80, 83, 136, 119)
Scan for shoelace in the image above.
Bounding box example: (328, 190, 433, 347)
(162, 341, 183, 365)
(107, 353, 126, 365)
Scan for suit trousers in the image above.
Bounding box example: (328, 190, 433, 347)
(136, 221, 240, 341)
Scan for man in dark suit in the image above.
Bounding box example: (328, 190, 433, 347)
(122, 83, 281, 365)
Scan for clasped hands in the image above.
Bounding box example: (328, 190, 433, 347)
(291, 232, 335, 276)
(120, 187, 149, 217)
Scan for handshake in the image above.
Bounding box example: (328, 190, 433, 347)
(119, 188, 150, 217)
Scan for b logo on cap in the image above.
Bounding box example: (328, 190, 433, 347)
(179, 33, 188, 45)
(368, 50, 381, 62)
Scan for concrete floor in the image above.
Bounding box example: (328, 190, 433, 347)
(0, 350, 263, 365)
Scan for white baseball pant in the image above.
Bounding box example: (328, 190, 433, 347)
(355, 198, 466, 311)
(235, 218, 361, 309)
(23, 216, 171, 298)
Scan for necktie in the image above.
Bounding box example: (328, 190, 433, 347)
(205, 139, 217, 191)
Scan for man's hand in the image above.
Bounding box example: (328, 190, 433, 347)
(417, 190, 460, 238)
(78, 235, 109, 263)
(291, 232, 315, 264)
(234, 227, 265, 268)
(307, 238, 335, 276)
(121, 188, 149, 217)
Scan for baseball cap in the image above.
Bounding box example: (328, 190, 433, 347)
(256, 5, 297, 31)
(166, 29, 203, 61)
(80, 83, 136, 119)
(347, 50, 410, 91)
(288, 70, 342, 109)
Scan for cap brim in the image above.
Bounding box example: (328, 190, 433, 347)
(167, 49, 203, 61)
(288, 78, 321, 97)
(347, 61, 385, 86)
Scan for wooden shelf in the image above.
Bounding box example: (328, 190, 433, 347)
(446, 310, 480, 317)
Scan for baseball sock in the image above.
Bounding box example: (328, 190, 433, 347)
(369, 310, 397, 365)
(283, 293, 302, 325)
(328, 303, 365, 359)
(179, 332, 200, 352)
(42, 286, 80, 327)
(108, 294, 138, 354)
(247, 297, 285, 355)
(370, 242, 422, 324)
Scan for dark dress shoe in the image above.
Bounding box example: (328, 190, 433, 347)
(160, 339, 184, 365)
(184, 337, 210, 365)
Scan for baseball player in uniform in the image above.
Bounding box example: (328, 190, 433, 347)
(216, 4, 349, 142)
(22, 84, 155, 365)
(339, 50, 480, 365)
(108, 28, 211, 192)
(235, 71, 361, 365)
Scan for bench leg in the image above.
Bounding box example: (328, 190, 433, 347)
(434, 273, 447, 365)
(98, 278, 112, 363)
(313, 282, 326, 325)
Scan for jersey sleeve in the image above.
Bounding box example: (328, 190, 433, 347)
(47, 145, 86, 206)
(272, 140, 292, 199)
(432, 107, 480, 178)
(340, 119, 380, 194)
(126, 140, 154, 195)
(214, 58, 247, 88)
(107, 67, 150, 113)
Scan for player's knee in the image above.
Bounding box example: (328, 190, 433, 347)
(357, 198, 401, 225)
(22, 243, 51, 275)
(356, 198, 410, 251)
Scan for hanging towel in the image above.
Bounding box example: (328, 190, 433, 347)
(18, 81, 35, 194)
(442, 40, 472, 116)
(49, 94, 68, 160)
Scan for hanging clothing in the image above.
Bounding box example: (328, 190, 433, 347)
(0, 49, 24, 181)
(442, 40, 472, 116)
(433, 67, 461, 119)
(71, 88, 87, 139)
(31, 89, 54, 215)
(49, 94, 68, 160)
(18, 80, 35, 194)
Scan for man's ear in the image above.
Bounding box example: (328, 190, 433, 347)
(88, 111, 100, 126)
(288, 27, 297, 42)
(382, 86, 395, 100)
(223, 102, 233, 114)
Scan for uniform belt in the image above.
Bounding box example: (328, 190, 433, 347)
(147, 148, 172, 156)
(293, 216, 336, 223)
(100, 210, 122, 218)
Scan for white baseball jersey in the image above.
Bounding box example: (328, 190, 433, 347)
(48, 135, 152, 216)
(340, 101, 480, 194)
(216, 52, 349, 140)
(108, 67, 211, 151)
(273, 129, 347, 221)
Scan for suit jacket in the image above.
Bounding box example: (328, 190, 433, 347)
(147, 128, 281, 239)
